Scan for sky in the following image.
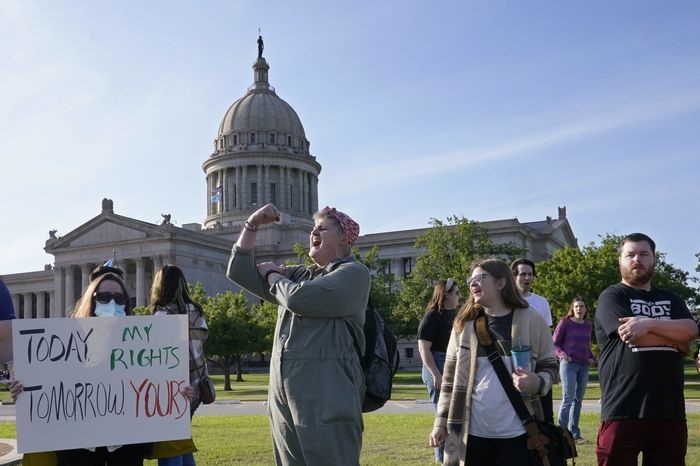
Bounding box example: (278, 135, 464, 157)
(1, 1, 699, 279)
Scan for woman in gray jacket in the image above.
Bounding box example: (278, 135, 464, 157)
(228, 203, 370, 466)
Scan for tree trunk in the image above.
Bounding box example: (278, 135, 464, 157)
(235, 354, 245, 382)
(223, 356, 232, 391)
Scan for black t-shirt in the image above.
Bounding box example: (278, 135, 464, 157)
(594, 283, 692, 421)
(417, 308, 457, 353)
(476, 311, 514, 358)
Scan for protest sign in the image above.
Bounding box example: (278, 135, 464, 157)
(12, 315, 190, 454)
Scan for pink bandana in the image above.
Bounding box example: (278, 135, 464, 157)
(320, 206, 360, 246)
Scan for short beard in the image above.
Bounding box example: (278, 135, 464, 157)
(621, 265, 654, 288)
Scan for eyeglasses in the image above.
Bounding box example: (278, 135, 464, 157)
(93, 292, 127, 305)
(468, 273, 492, 287)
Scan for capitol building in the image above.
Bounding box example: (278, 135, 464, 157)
(2, 39, 578, 321)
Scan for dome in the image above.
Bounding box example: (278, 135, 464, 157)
(202, 38, 320, 231)
(213, 54, 310, 155)
(218, 90, 306, 138)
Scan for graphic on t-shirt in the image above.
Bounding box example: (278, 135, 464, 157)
(629, 299, 672, 319)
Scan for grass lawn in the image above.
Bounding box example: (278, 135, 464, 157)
(1, 413, 699, 465)
(2, 365, 698, 403)
(3, 366, 698, 403)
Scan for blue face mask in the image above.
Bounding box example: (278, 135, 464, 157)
(94, 300, 126, 317)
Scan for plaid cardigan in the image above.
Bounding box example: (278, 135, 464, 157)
(433, 308, 558, 465)
(157, 303, 209, 407)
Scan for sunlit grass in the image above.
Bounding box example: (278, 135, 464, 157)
(2, 413, 699, 465)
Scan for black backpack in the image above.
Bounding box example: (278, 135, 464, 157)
(347, 299, 400, 412)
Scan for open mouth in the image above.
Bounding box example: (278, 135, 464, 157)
(311, 239, 322, 247)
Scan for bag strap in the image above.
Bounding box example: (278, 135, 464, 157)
(345, 297, 374, 370)
(474, 315, 552, 466)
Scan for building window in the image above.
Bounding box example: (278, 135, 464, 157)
(270, 133, 275, 144)
(233, 134, 238, 145)
(405, 348, 414, 359)
(250, 133, 256, 144)
(270, 183, 277, 204)
(287, 135, 292, 146)
(402, 257, 414, 278)
(251, 182, 258, 206)
(380, 259, 392, 276)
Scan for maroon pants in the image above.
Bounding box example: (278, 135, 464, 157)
(596, 419, 687, 466)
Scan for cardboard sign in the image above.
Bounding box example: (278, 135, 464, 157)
(12, 315, 191, 454)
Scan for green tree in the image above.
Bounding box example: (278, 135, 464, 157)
(204, 290, 272, 389)
(536, 234, 700, 322)
(392, 216, 524, 337)
(290, 242, 314, 266)
(358, 246, 399, 321)
(287, 243, 400, 321)
(188, 282, 210, 307)
(131, 306, 150, 316)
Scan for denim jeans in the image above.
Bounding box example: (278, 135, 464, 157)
(422, 351, 446, 462)
(158, 452, 195, 466)
(557, 360, 589, 439)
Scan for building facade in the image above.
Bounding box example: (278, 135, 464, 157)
(2, 40, 578, 331)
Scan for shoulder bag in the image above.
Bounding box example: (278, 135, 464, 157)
(474, 315, 577, 466)
(190, 345, 216, 405)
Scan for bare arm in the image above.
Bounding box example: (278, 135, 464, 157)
(621, 317, 698, 353)
(418, 339, 441, 390)
(235, 204, 279, 250)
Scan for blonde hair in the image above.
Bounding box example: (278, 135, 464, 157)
(72, 272, 131, 318)
(453, 258, 528, 333)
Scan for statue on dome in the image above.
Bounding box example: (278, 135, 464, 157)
(48, 229, 58, 240)
(257, 34, 264, 58)
(160, 213, 172, 225)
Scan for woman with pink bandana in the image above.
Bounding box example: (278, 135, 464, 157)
(227, 203, 370, 466)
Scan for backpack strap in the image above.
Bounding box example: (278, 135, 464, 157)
(474, 315, 551, 466)
(345, 297, 374, 370)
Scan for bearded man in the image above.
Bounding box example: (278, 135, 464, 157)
(594, 233, 698, 466)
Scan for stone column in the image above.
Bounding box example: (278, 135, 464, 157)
(241, 166, 248, 209)
(298, 169, 303, 213)
(48, 291, 54, 318)
(136, 258, 146, 307)
(207, 175, 212, 216)
(264, 164, 270, 205)
(220, 169, 226, 213)
(81, 264, 91, 290)
(65, 266, 76, 313)
(302, 171, 308, 214)
(235, 166, 241, 210)
(311, 176, 318, 213)
(23, 293, 34, 319)
(256, 164, 263, 207)
(154, 255, 163, 271)
(53, 266, 65, 317)
(287, 167, 293, 209)
(227, 167, 234, 210)
(279, 166, 286, 210)
(36, 291, 46, 319)
(11, 294, 20, 319)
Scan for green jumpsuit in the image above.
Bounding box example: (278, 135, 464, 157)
(227, 245, 370, 466)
